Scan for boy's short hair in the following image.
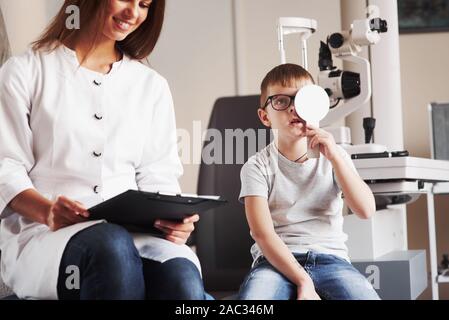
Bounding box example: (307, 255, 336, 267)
(260, 63, 315, 108)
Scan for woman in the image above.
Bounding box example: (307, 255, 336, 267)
(0, 0, 206, 300)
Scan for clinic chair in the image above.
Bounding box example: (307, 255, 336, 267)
(195, 95, 272, 293)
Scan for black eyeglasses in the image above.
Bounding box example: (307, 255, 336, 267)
(262, 94, 296, 111)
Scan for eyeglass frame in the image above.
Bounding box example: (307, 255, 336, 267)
(261, 94, 297, 111)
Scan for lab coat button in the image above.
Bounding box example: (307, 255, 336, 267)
(93, 80, 102, 86)
(93, 151, 102, 157)
(94, 113, 103, 120)
(94, 185, 101, 194)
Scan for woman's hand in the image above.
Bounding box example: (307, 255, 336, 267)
(45, 196, 90, 231)
(306, 123, 341, 162)
(154, 214, 200, 245)
(296, 275, 321, 300)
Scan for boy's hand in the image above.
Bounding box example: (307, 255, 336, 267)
(296, 276, 321, 300)
(306, 123, 341, 162)
(154, 214, 200, 245)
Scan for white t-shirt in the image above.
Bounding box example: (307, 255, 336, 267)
(239, 142, 359, 263)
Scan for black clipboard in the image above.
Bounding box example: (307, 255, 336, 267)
(88, 190, 228, 234)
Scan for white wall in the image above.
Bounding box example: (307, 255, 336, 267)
(400, 32, 449, 157)
(233, 0, 342, 95)
(0, 0, 64, 55)
(0, 0, 48, 54)
(150, 0, 236, 192)
(46, 0, 64, 21)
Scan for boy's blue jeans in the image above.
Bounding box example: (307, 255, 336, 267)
(57, 223, 209, 300)
(238, 251, 380, 300)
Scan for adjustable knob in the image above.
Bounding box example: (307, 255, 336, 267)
(328, 33, 344, 49)
(363, 117, 376, 144)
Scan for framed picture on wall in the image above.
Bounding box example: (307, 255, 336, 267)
(398, 0, 449, 33)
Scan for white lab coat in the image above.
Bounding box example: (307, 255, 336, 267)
(0, 45, 200, 299)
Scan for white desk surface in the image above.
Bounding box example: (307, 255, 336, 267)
(353, 157, 449, 182)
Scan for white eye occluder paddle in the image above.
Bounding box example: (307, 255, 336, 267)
(294, 84, 330, 159)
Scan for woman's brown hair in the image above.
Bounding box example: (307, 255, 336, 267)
(32, 0, 165, 61)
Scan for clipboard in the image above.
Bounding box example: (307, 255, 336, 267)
(88, 190, 228, 234)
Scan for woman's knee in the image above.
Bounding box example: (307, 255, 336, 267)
(165, 258, 204, 298)
(73, 223, 140, 264)
(58, 223, 144, 299)
(63, 223, 142, 282)
(143, 258, 205, 300)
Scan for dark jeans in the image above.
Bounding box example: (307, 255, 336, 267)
(57, 223, 206, 300)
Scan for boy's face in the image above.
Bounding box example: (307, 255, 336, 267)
(258, 80, 313, 140)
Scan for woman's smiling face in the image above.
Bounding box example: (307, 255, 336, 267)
(103, 0, 152, 41)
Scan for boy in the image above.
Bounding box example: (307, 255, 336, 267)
(238, 64, 379, 300)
